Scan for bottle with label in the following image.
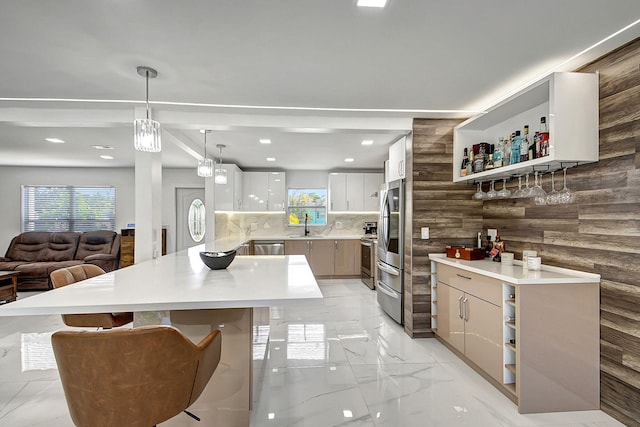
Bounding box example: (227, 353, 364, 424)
(473, 145, 485, 173)
(539, 116, 550, 157)
(493, 138, 504, 168)
(503, 134, 511, 166)
(528, 128, 537, 160)
(511, 131, 521, 164)
(460, 148, 469, 177)
(520, 125, 529, 162)
(466, 150, 474, 175)
(534, 131, 540, 158)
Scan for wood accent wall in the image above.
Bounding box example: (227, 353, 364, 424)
(404, 118, 479, 338)
(407, 38, 640, 425)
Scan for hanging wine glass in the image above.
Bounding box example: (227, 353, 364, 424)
(511, 175, 524, 198)
(521, 173, 532, 198)
(558, 168, 575, 204)
(497, 178, 512, 198)
(472, 181, 487, 200)
(546, 171, 559, 204)
(486, 180, 498, 199)
(532, 171, 547, 205)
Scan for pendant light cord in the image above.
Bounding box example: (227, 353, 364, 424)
(145, 70, 150, 120)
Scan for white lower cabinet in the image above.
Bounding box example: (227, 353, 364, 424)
(436, 277, 502, 382)
(431, 259, 600, 414)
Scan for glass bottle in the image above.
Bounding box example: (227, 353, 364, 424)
(520, 125, 529, 162)
(474, 145, 485, 173)
(511, 131, 521, 164)
(461, 147, 469, 177)
(539, 116, 549, 157)
(467, 150, 474, 175)
(503, 134, 511, 166)
(493, 138, 504, 168)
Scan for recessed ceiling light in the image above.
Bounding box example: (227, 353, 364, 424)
(99, 155, 114, 160)
(260, 139, 272, 144)
(92, 145, 114, 150)
(45, 138, 65, 144)
(357, 0, 387, 8)
(266, 157, 276, 162)
(344, 158, 355, 163)
(361, 140, 373, 146)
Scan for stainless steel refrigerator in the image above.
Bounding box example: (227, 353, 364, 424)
(376, 179, 404, 324)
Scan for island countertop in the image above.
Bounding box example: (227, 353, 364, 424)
(428, 253, 600, 285)
(0, 244, 323, 317)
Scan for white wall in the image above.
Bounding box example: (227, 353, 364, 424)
(0, 166, 205, 256)
(0, 166, 135, 252)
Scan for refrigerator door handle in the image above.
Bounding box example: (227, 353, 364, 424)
(377, 281, 399, 299)
(377, 261, 400, 276)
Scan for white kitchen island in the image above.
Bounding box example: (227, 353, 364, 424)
(0, 242, 323, 426)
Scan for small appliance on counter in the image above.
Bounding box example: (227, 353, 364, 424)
(363, 221, 377, 236)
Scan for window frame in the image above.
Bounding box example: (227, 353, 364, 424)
(21, 185, 116, 233)
(287, 187, 327, 227)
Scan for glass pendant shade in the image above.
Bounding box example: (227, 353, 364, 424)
(134, 118, 161, 152)
(214, 168, 228, 184)
(197, 158, 213, 177)
(134, 66, 161, 153)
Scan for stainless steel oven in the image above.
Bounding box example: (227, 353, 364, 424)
(377, 179, 404, 324)
(360, 237, 374, 289)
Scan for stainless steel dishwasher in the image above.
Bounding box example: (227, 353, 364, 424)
(253, 240, 285, 255)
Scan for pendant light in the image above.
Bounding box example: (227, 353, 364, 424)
(197, 130, 213, 177)
(133, 66, 161, 152)
(214, 144, 228, 184)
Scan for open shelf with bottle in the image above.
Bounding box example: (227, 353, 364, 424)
(503, 284, 517, 396)
(453, 72, 599, 183)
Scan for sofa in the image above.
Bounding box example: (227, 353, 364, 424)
(0, 230, 121, 291)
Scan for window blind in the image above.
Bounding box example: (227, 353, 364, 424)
(21, 186, 116, 232)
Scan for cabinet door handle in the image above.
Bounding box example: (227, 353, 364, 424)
(456, 273, 472, 280)
(463, 297, 469, 321)
(458, 295, 464, 319)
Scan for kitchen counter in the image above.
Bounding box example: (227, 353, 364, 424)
(0, 244, 322, 316)
(428, 253, 600, 285)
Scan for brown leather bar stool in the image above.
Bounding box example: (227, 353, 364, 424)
(51, 325, 222, 427)
(50, 265, 133, 328)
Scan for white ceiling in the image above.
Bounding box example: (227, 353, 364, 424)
(1, 0, 639, 170)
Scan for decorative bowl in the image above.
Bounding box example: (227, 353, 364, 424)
(199, 249, 237, 270)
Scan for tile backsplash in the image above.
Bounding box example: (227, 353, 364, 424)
(215, 212, 378, 239)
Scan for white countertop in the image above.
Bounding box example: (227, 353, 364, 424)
(429, 253, 600, 285)
(0, 244, 323, 317)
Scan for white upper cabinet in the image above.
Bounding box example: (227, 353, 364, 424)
(453, 72, 599, 183)
(268, 172, 286, 211)
(388, 136, 406, 181)
(214, 164, 242, 211)
(363, 172, 384, 211)
(242, 171, 286, 211)
(329, 172, 383, 212)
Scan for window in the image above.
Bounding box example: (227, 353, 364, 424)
(187, 198, 205, 242)
(22, 186, 116, 232)
(288, 188, 327, 226)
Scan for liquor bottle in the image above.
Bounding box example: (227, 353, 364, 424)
(485, 152, 495, 170)
(461, 148, 469, 177)
(493, 138, 504, 168)
(534, 131, 541, 159)
(528, 128, 537, 160)
(467, 150, 474, 175)
(473, 145, 485, 173)
(520, 125, 529, 162)
(511, 131, 521, 164)
(539, 116, 550, 157)
(503, 135, 511, 166)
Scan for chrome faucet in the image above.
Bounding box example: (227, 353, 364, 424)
(304, 214, 310, 236)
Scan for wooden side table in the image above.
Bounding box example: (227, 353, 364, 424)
(0, 271, 19, 304)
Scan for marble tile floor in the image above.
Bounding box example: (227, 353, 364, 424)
(0, 279, 624, 427)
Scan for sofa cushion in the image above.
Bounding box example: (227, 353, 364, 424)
(15, 262, 63, 279)
(5, 232, 49, 262)
(0, 260, 28, 271)
(42, 232, 81, 261)
(75, 230, 118, 260)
